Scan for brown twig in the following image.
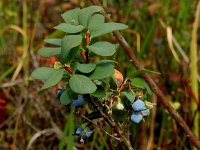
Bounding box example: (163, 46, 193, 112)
(90, 0, 200, 149)
(87, 95, 134, 150)
(78, 114, 121, 141)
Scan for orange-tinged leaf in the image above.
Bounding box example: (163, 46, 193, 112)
(113, 69, 124, 87)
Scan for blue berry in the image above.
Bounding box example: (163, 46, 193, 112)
(131, 113, 143, 123)
(56, 89, 64, 97)
(72, 96, 84, 107)
(131, 99, 145, 111)
(82, 127, 92, 139)
(76, 127, 83, 135)
(141, 109, 150, 116)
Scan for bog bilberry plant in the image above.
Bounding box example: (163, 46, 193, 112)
(31, 6, 154, 148)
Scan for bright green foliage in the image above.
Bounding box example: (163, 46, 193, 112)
(90, 23, 128, 38)
(87, 41, 118, 56)
(30, 6, 155, 148)
(40, 69, 65, 91)
(121, 91, 136, 103)
(131, 77, 152, 94)
(44, 38, 61, 46)
(60, 89, 77, 105)
(54, 23, 85, 33)
(60, 35, 82, 64)
(88, 14, 105, 30)
(31, 67, 58, 81)
(89, 63, 115, 80)
(69, 75, 97, 94)
(61, 8, 80, 25)
(78, 6, 102, 27)
(91, 86, 106, 98)
(76, 63, 96, 73)
(38, 47, 61, 58)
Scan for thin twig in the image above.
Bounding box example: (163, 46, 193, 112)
(79, 114, 121, 141)
(90, 0, 200, 149)
(88, 95, 134, 150)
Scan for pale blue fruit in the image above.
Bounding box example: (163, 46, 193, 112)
(131, 99, 145, 111)
(131, 113, 143, 123)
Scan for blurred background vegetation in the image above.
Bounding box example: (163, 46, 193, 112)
(0, 0, 199, 149)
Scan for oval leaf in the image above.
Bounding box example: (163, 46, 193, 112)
(44, 38, 61, 46)
(60, 35, 82, 63)
(76, 63, 96, 73)
(38, 47, 61, 58)
(60, 89, 77, 105)
(131, 77, 152, 94)
(90, 23, 128, 38)
(31, 67, 57, 81)
(87, 41, 117, 56)
(61, 8, 80, 25)
(89, 63, 114, 80)
(91, 86, 106, 98)
(54, 23, 85, 33)
(40, 69, 65, 91)
(78, 6, 102, 27)
(69, 75, 97, 94)
(88, 14, 105, 30)
(121, 91, 136, 103)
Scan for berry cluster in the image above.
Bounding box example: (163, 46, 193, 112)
(131, 99, 150, 123)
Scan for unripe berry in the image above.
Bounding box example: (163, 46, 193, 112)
(141, 109, 150, 116)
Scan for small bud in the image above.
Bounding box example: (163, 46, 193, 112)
(54, 61, 62, 69)
(80, 138, 84, 143)
(116, 101, 124, 110)
(144, 101, 155, 109)
(141, 109, 150, 116)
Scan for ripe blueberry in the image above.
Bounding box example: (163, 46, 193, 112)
(131, 113, 143, 123)
(131, 99, 145, 111)
(72, 96, 84, 107)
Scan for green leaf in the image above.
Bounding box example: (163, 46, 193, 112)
(61, 8, 80, 25)
(90, 23, 128, 38)
(87, 41, 117, 56)
(96, 60, 118, 65)
(38, 47, 61, 58)
(69, 75, 97, 94)
(131, 77, 152, 94)
(40, 69, 65, 91)
(91, 86, 106, 98)
(89, 63, 114, 80)
(31, 67, 57, 81)
(132, 69, 161, 77)
(60, 89, 77, 105)
(60, 35, 82, 64)
(76, 63, 96, 73)
(44, 38, 61, 46)
(121, 91, 136, 103)
(88, 14, 105, 30)
(54, 23, 85, 33)
(78, 6, 102, 27)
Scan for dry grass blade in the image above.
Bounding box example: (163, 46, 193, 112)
(166, 26, 180, 63)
